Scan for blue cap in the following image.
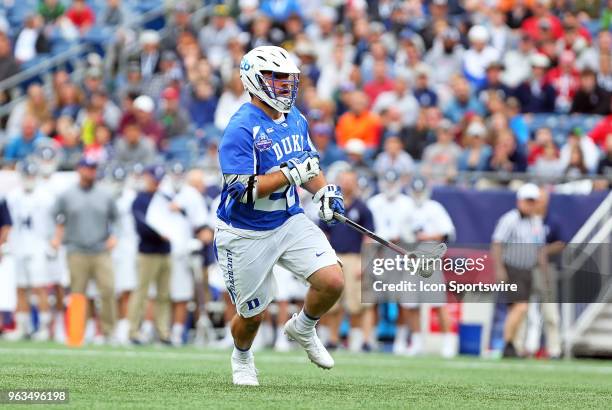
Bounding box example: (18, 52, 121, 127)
(144, 164, 166, 182)
(77, 156, 98, 168)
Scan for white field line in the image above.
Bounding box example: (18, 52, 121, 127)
(1, 346, 612, 375)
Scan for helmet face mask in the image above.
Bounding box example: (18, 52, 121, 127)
(240, 46, 301, 113)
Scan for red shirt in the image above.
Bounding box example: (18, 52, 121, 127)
(521, 15, 564, 41)
(66, 6, 95, 29)
(363, 78, 395, 108)
(546, 67, 580, 99)
(589, 115, 612, 147)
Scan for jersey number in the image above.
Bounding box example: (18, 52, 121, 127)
(253, 186, 296, 212)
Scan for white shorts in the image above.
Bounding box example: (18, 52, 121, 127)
(214, 213, 337, 318)
(273, 265, 309, 302)
(112, 246, 137, 294)
(47, 246, 70, 287)
(170, 254, 195, 302)
(15, 254, 49, 288)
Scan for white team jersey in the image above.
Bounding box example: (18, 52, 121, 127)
(114, 188, 138, 250)
(6, 186, 55, 257)
(412, 199, 456, 241)
(160, 183, 210, 256)
(367, 193, 416, 243)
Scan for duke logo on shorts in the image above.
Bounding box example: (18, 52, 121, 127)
(215, 102, 337, 318)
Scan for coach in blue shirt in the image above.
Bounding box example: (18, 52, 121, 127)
(320, 170, 375, 352)
(127, 164, 172, 344)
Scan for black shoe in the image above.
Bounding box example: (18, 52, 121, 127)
(362, 343, 373, 353)
(159, 338, 173, 346)
(130, 338, 143, 346)
(502, 342, 518, 358)
(325, 342, 338, 351)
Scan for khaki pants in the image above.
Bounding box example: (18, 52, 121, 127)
(127, 254, 171, 340)
(330, 253, 370, 315)
(67, 252, 116, 337)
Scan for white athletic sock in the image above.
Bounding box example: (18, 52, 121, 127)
(171, 323, 184, 343)
(53, 312, 65, 342)
(394, 325, 408, 346)
(295, 309, 319, 333)
(232, 345, 252, 361)
(39, 311, 52, 332)
(15, 312, 30, 334)
(348, 328, 364, 352)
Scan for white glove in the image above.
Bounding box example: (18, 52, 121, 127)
(312, 184, 344, 225)
(281, 151, 320, 186)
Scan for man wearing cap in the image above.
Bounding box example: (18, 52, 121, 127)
(513, 54, 556, 113)
(119, 95, 165, 149)
(126, 165, 172, 344)
(463, 25, 500, 89)
(491, 183, 547, 358)
(51, 157, 119, 342)
(159, 87, 190, 141)
(137, 30, 161, 79)
(424, 27, 464, 90)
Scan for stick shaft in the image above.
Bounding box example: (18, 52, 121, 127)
(333, 212, 412, 256)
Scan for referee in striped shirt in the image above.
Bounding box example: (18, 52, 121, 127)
(491, 183, 547, 358)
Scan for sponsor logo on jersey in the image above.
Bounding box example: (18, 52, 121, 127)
(254, 132, 273, 151)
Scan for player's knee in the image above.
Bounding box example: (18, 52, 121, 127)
(242, 312, 265, 332)
(324, 267, 345, 297)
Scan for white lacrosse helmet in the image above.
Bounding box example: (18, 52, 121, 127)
(239, 46, 300, 113)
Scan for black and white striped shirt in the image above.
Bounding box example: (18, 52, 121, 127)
(492, 209, 545, 269)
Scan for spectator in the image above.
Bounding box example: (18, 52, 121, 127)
(458, 120, 493, 172)
(127, 164, 172, 344)
(335, 91, 382, 149)
(7, 83, 53, 139)
(528, 127, 556, 165)
(363, 60, 395, 108)
(492, 183, 546, 358)
(317, 44, 355, 101)
(570, 68, 611, 115)
(546, 50, 580, 112)
(478, 62, 512, 103)
(443, 76, 485, 123)
(424, 27, 464, 92)
(488, 129, 528, 173)
(412, 65, 438, 108)
(54, 82, 83, 120)
(162, 2, 196, 51)
(310, 123, 346, 168)
(560, 128, 600, 173)
(38, 0, 66, 24)
(577, 31, 611, 72)
(65, 0, 95, 33)
(502, 34, 537, 88)
(119, 95, 164, 149)
(372, 74, 419, 128)
(3, 116, 49, 167)
(198, 5, 240, 69)
(0, 31, 19, 82)
(596, 133, 612, 177)
(421, 119, 462, 184)
(588, 102, 612, 147)
(145, 50, 182, 101)
(115, 121, 157, 168)
(373, 135, 415, 177)
(81, 66, 105, 99)
(101, 0, 124, 27)
(462, 25, 500, 89)
(51, 157, 118, 342)
(214, 71, 250, 131)
(521, 0, 564, 41)
(159, 87, 190, 141)
(137, 30, 162, 79)
(597, 53, 612, 93)
(530, 139, 563, 178)
(513, 53, 556, 113)
(564, 145, 589, 177)
(56, 124, 83, 171)
(84, 123, 114, 163)
(14, 14, 49, 64)
(507, 97, 530, 146)
(186, 80, 218, 133)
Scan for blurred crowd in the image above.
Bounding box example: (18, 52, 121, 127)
(0, 0, 611, 191)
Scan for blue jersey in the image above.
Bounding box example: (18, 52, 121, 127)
(217, 103, 315, 231)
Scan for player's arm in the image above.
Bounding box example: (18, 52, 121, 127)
(304, 172, 345, 225)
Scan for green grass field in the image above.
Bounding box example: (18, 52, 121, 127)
(1, 341, 611, 409)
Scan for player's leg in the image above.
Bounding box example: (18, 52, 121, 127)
(5, 256, 31, 341)
(31, 255, 51, 341)
(153, 255, 172, 343)
(434, 305, 456, 358)
(393, 304, 411, 355)
(169, 254, 193, 346)
(503, 266, 532, 357)
(278, 214, 344, 369)
(406, 307, 424, 356)
(127, 254, 156, 342)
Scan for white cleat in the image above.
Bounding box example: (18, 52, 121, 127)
(284, 314, 334, 369)
(3, 329, 26, 342)
(31, 329, 50, 342)
(274, 331, 291, 352)
(231, 354, 259, 386)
